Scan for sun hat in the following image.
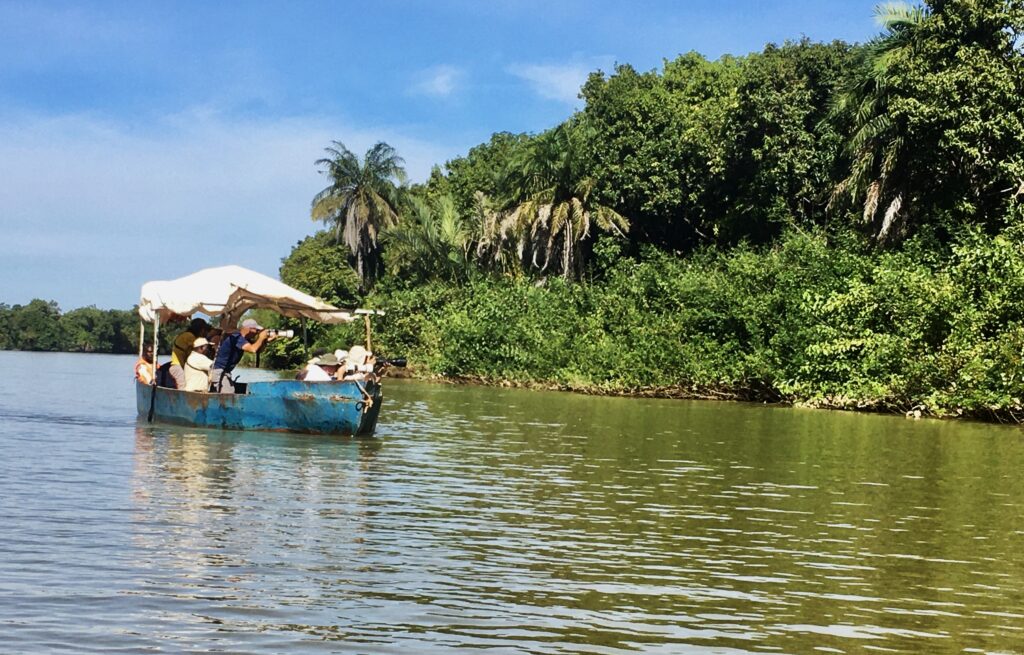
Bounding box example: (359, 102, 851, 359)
(241, 318, 263, 330)
(317, 353, 341, 367)
(346, 345, 369, 366)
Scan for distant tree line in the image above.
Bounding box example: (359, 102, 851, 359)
(0, 300, 142, 353)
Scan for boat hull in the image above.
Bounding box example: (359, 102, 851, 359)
(135, 379, 382, 435)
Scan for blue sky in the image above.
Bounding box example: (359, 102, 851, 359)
(0, 0, 883, 310)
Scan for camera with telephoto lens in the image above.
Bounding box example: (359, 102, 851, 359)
(265, 329, 294, 338)
(374, 357, 407, 370)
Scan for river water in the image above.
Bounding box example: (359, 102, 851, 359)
(0, 351, 1022, 653)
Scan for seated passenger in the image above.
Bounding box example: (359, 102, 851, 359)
(135, 344, 154, 384)
(184, 337, 214, 392)
(206, 327, 224, 349)
(169, 318, 209, 390)
(340, 345, 375, 381)
(296, 348, 330, 380)
(156, 361, 176, 388)
(296, 356, 317, 380)
(304, 353, 341, 381)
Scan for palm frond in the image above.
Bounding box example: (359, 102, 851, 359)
(863, 180, 882, 224)
(874, 2, 926, 32)
(878, 193, 903, 241)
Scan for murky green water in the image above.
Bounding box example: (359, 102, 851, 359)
(1, 351, 1022, 653)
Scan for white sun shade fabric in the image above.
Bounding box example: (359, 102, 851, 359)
(138, 265, 355, 326)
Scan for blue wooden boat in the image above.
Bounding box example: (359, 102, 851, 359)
(135, 378, 382, 435)
(136, 265, 390, 437)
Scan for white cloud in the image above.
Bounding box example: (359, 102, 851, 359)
(409, 65, 463, 98)
(0, 109, 460, 308)
(506, 56, 616, 107)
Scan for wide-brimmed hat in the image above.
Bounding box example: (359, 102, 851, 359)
(317, 353, 341, 367)
(346, 345, 369, 366)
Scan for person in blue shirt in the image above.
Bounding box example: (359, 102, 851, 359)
(210, 318, 271, 393)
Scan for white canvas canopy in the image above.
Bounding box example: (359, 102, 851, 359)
(138, 265, 355, 327)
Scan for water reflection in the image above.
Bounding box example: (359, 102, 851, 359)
(121, 384, 1024, 653)
(128, 425, 387, 649)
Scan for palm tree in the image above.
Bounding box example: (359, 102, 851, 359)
(384, 193, 475, 281)
(311, 141, 406, 288)
(830, 2, 927, 243)
(483, 124, 629, 279)
(474, 191, 523, 277)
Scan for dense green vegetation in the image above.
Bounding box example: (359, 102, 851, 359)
(274, 0, 1024, 421)
(4, 1, 1024, 421)
(0, 301, 143, 353)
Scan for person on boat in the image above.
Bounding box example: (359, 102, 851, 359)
(210, 318, 271, 393)
(296, 348, 330, 380)
(184, 337, 214, 392)
(295, 356, 316, 380)
(339, 345, 375, 381)
(168, 318, 209, 389)
(135, 344, 154, 384)
(304, 352, 342, 381)
(207, 327, 223, 349)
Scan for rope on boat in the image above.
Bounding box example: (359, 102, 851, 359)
(354, 381, 374, 411)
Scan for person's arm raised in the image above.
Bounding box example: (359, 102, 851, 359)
(241, 330, 269, 354)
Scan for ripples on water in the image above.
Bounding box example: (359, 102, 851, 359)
(0, 352, 1022, 653)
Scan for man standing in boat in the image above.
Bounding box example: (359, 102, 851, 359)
(210, 318, 272, 393)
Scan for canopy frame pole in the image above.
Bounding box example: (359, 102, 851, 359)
(152, 319, 160, 378)
(301, 317, 309, 357)
(363, 314, 372, 353)
(138, 321, 145, 357)
(148, 318, 160, 422)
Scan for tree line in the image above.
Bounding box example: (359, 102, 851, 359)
(268, 0, 1024, 421)
(0, 300, 142, 353)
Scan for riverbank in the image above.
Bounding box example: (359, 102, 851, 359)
(381, 368, 1024, 425)
(317, 228, 1024, 427)
(8, 225, 1024, 426)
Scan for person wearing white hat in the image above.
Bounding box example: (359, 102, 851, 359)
(184, 337, 215, 392)
(341, 345, 375, 381)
